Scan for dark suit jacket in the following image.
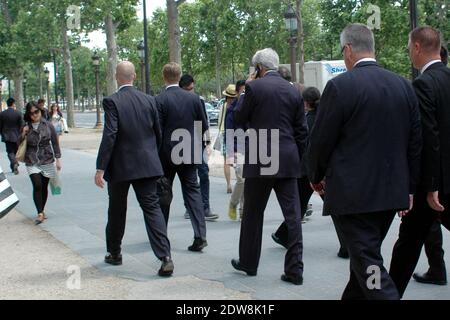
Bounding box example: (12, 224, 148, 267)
(156, 86, 208, 165)
(413, 62, 450, 194)
(0, 108, 23, 143)
(307, 61, 422, 216)
(96, 86, 163, 183)
(234, 72, 308, 178)
(300, 108, 318, 178)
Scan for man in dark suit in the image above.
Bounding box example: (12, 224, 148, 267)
(179, 74, 219, 221)
(410, 45, 449, 287)
(231, 48, 309, 285)
(0, 98, 23, 174)
(95, 61, 173, 277)
(390, 27, 450, 297)
(156, 63, 209, 252)
(308, 24, 422, 300)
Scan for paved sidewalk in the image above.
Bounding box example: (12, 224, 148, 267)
(1, 144, 449, 300)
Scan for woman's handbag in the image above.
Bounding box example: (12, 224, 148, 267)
(16, 138, 27, 163)
(0, 164, 20, 219)
(213, 134, 222, 152)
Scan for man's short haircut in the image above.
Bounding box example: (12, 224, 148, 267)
(340, 23, 375, 54)
(6, 98, 15, 107)
(179, 74, 194, 89)
(163, 63, 182, 83)
(440, 46, 448, 65)
(252, 48, 279, 71)
(410, 26, 442, 54)
(278, 66, 292, 82)
(235, 80, 246, 93)
(37, 98, 45, 105)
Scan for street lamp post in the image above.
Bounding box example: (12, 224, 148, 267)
(23, 75, 27, 103)
(137, 40, 146, 92)
(92, 51, 103, 129)
(51, 49, 59, 104)
(44, 67, 50, 106)
(284, 4, 298, 83)
(143, 0, 152, 94)
(409, 0, 419, 80)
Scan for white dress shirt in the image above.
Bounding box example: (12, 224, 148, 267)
(166, 84, 179, 90)
(117, 84, 133, 92)
(354, 58, 377, 67)
(421, 60, 442, 74)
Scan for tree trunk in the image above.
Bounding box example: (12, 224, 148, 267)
(296, 0, 305, 84)
(105, 13, 118, 95)
(61, 22, 75, 128)
(13, 68, 24, 112)
(167, 0, 183, 65)
(215, 42, 222, 98)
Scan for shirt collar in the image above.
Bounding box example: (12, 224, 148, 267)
(354, 58, 377, 67)
(421, 60, 442, 74)
(117, 84, 133, 92)
(166, 84, 179, 90)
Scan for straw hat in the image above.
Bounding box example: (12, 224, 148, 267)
(222, 84, 237, 98)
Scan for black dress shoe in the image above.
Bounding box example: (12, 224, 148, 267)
(413, 272, 447, 285)
(281, 274, 303, 285)
(105, 253, 122, 266)
(271, 233, 288, 249)
(231, 259, 257, 276)
(158, 257, 174, 277)
(188, 238, 208, 252)
(337, 248, 350, 259)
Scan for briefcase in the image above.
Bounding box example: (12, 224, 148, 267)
(0, 165, 20, 219)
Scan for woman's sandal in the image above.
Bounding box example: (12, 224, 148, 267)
(35, 213, 45, 225)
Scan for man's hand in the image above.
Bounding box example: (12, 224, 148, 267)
(310, 181, 325, 196)
(398, 194, 414, 217)
(95, 170, 105, 189)
(427, 191, 445, 212)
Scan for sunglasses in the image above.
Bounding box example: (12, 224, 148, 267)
(30, 109, 41, 116)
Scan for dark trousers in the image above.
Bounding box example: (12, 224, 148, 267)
(106, 178, 171, 259)
(183, 160, 210, 213)
(333, 211, 400, 300)
(239, 178, 303, 277)
(29, 173, 50, 214)
(390, 192, 450, 298)
(161, 162, 206, 240)
(423, 220, 446, 279)
(5, 141, 18, 172)
(274, 177, 348, 254)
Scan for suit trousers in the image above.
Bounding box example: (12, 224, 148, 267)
(333, 211, 400, 300)
(390, 192, 450, 297)
(239, 177, 303, 277)
(423, 220, 446, 279)
(106, 178, 171, 259)
(274, 177, 348, 254)
(5, 141, 18, 172)
(161, 162, 206, 240)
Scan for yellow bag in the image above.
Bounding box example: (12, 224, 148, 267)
(16, 138, 27, 163)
